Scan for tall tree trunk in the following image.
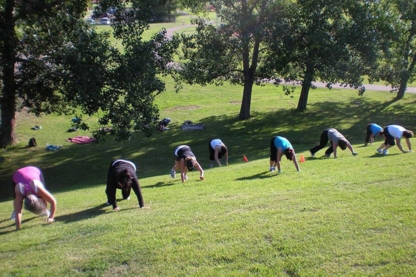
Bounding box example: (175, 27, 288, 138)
(297, 69, 313, 111)
(0, 0, 18, 148)
(239, 78, 254, 119)
(397, 53, 416, 99)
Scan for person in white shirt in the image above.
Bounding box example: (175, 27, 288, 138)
(208, 139, 228, 167)
(377, 125, 413, 155)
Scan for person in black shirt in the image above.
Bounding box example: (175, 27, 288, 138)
(106, 159, 147, 211)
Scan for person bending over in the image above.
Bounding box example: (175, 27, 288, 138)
(310, 128, 357, 158)
(377, 125, 413, 155)
(270, 136, 300, 173)
(11, 166, 57, 230)
(365, 123, 384, 146)
(171, 145, 204, 182)
(208, 139, 229, 167)
(106, 159, 147, 211)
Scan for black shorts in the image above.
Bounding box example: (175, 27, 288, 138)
(383, 127, 396, 146)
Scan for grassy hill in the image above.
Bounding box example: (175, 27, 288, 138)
(0, 79, 415, 276)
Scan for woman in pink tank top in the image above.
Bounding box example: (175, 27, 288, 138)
(11, 166, 57, 230)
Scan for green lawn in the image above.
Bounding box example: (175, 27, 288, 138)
(0, 80, 415, 276)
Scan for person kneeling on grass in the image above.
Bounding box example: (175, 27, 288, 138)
(376, 125, 413, 155)
(106, 159, 148, 211)
(270, 136, 300, 173)
(11, 166, 57, 230)
(309, 128, 358, 158)
(171, 145, 204, 182)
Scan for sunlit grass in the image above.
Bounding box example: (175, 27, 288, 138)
(1, 80, 416, 276)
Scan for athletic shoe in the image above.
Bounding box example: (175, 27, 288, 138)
(184, 175, 189, 180)
(352, 152, 358, 156)
(170, 170, 175, 178)
(269, 167, 276, 172)
(105, 201, 111, 206)
(377, 148, 383, 154)
(123, 196, 130, 200)
(310, 151, 315, 157)
(325, 154, 331, 158)
(383, 149, 388, 155)
(10, 210, 16, 220)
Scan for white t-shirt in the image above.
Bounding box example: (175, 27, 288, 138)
(388, 125, 405, 139)
(210, 139, 223, 149)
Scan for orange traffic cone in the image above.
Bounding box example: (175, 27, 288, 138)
(299, 154, 305, 163)
(243, 155, 249, 162)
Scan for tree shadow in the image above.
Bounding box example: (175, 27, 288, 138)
(1, 93, 414, 201)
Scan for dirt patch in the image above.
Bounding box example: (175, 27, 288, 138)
(165, 105, 201, 111)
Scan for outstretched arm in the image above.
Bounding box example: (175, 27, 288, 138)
(131, 178, 145, 208)
(292, 153, 300, 171)
(406, 138, 412, 152)
(36, 186, 57, 222)
(195, 161, 205, 180)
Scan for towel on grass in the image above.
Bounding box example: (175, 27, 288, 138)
(66, 136, 96, 144)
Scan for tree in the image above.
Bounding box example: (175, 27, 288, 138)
(260, 0, 390, 110)
(374, 0, 416, 99)
(176, 0, 286, 120)
(0, 0, 178, 148)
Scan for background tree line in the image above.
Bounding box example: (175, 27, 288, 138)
(1, 0, 415, 148)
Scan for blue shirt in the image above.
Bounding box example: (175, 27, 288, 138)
(370, 123, 383, 135)
(274, 136, 293, 150)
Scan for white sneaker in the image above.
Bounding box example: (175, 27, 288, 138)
(383, 149, 388, 155)
(170, 170, 175, 178)
(184, 175, 189, 180)
(377, 148, 383, 154)
(10, 210, 16, 220)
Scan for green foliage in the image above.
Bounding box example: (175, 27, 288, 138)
(1, 83, 416, 276)
(0, 0, 179, 147)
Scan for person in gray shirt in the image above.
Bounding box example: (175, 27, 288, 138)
(310, 128, 358, 158)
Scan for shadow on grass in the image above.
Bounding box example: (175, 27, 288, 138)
(0, 217, 37, 235)
(235, 171, 276, 180)
(54, 204, 108, 223)
(1, 94, 415, 201)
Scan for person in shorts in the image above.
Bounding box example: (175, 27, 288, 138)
(171, 145, 204, 182)
(365, 123, 384, 146)
(270, 136, 300, 173)
(208, 139, 228, 167)
(376, 125, 413, 155)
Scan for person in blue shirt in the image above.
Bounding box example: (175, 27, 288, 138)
(270, 136, 300, 173)
(365, 123, 384, 146)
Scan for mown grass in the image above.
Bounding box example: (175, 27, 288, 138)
(0, 79, 416, 276)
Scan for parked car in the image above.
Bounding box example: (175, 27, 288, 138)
(85, 18, 95, 25)
(100, 17, 112, 25)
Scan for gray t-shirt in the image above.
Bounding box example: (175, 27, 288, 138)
(327, 128, 346, 143)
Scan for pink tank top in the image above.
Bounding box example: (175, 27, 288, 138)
(12, 166, 42, 196)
